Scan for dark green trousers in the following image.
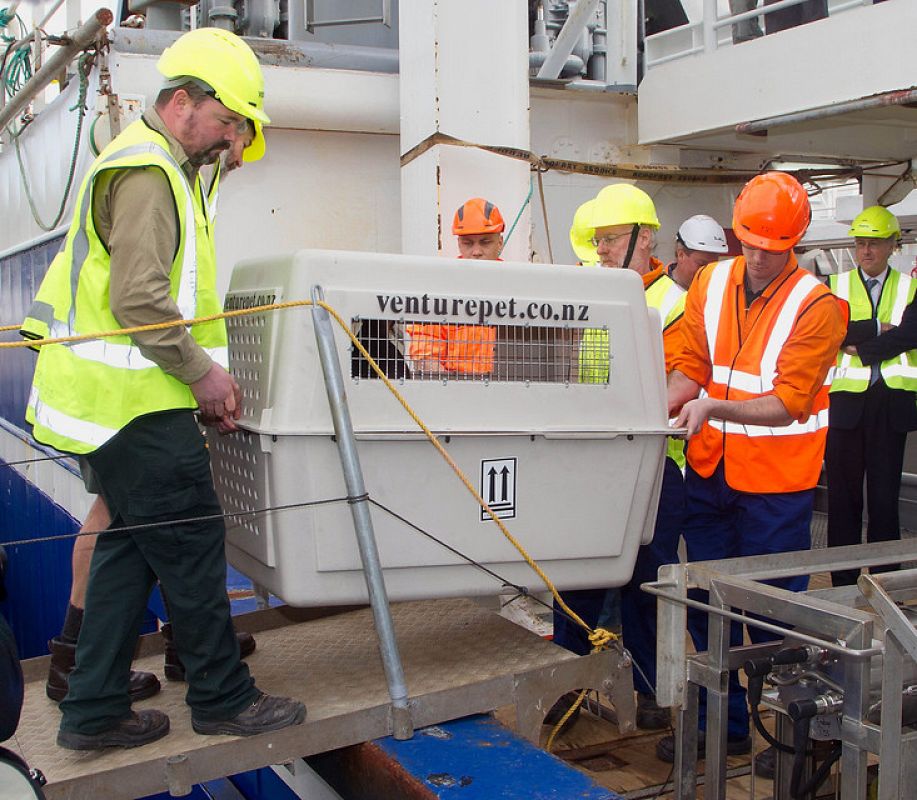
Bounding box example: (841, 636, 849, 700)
(60, 410, 257, 734)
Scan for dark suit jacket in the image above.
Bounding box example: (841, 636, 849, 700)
(830, 296, 917, 432)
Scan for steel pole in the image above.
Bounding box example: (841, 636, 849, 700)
(702, 0, 718, 52)
(310, 286, 413, 740)
(0, 7, 112, 131)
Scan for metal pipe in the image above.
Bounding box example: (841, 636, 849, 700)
(702, 0, 717, 52)
(0, 7, 112, 132)
(310, 286, 413, 741)
(737, 88, 917, 135)
(111, 26, 400, 72)
(643, 583, 883, 659)
(7, 0, 70, 53)
(537, 0, 600, 80)
(528, 50, 585, 79)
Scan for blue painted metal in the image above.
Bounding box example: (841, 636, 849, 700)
(0, 458, 79, 658)
(0, 234, 64, 427)
(374, 715, 622, 799)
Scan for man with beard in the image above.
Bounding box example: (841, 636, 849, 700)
(22, 28, 305, 750)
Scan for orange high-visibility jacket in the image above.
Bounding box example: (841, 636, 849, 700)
(404, 257, 500, 375)
(676, 256, 847, 493)
(404, 322, 496, 375)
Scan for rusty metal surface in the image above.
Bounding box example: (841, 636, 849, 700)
(9, 598, 600, 799)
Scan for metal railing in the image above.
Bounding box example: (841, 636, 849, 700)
(645, 0, 874, 71)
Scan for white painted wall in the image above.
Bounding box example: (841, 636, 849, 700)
(398, 0, 531, 260)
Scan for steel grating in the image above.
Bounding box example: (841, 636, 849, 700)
(8, 598, 610, 799)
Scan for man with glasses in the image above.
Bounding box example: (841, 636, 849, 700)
(826, 206, 917, 586)
(657, 172, 846, 766)
(552, 184, 685, 732)
(668, 215, 730, 291)
(22, 28, 305, 750)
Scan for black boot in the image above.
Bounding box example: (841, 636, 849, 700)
(161, 623, 256, 682)
(46, 637, 161, 703)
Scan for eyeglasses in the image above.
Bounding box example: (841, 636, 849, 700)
(590, 231, 632, 248)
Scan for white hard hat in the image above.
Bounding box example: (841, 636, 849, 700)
(677, 215, 728, 254)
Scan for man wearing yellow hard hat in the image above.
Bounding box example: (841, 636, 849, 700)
(22, 28, 305, 750)
(553, 184, 685, 732)
(826, 206, 917, 585)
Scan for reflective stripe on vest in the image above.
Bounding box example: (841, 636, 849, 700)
(28, 386, 118, 450)
(48, 320, 228, 370)
(830, 269, 917, 393)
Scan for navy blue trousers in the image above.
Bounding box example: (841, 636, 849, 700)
(683, 462, 812, 739)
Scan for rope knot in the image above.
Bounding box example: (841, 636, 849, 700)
(589, 626, 617, 651)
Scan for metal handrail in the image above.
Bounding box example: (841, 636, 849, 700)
(645, 0, 872, 70)
(643, 581, 883, 660)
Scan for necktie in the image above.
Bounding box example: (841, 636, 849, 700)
(865, 278, 880, 385)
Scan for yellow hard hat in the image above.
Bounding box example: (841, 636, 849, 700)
(849, 206, 901, 240)
(569, 184, 659, 264)
(158, 28, 270, 162)
(570, 199, 599, 263)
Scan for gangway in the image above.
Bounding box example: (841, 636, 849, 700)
(10, 599, 632, 799)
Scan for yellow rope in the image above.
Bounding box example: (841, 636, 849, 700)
(2, 299, 618, 750)
(545, 689, 588, 752)
(0, 300, 313, 348)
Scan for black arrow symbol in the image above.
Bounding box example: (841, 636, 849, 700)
(500, 466, 510, 501)
(487, 467, 497, 501)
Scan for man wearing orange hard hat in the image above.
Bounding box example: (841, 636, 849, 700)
(405, 198, 504, 376)
(657, 172, 847, 766)
(452, 196, 505, 261)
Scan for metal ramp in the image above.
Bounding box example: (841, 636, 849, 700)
(10, 598, 631, 799)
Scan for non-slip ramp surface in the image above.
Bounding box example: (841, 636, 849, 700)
(11, 598, 580, 799)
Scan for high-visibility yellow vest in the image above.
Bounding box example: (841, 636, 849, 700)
(829, 269, 917, 393)
(22, 120, 227, 454)
(578, 270, 685, 384)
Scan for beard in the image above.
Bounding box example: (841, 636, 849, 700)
(187, 141, 230, 168)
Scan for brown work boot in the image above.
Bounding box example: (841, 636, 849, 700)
(46, 638, 161, 703)
(57, 709, 170, 750)
(161, 623, 256, 682)
(191, 692, 306, 736)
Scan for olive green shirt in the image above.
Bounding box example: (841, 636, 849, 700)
(91, 108, 213, 385)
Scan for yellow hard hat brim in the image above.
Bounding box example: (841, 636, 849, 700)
(571, 232, 598, 264)
(243, 121, 266, 162)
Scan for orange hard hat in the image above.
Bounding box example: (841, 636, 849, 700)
(453, 198, 505, 235)
(732, 172, 810, 252)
